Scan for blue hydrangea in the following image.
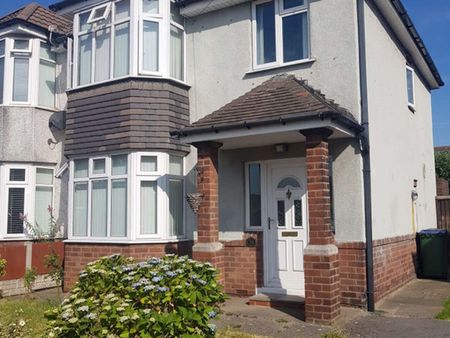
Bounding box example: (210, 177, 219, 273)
(208, 311, 217, 318)
(143, 285, 156, 292)
(152, 276, 163, 283)
(157, 286, 169, 293)
(165, 271, 177, 278)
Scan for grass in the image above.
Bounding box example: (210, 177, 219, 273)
(0, 296, 59, 336)
(435, 297, 450, 320)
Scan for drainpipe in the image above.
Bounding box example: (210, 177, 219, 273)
(357, 0, 375, 313)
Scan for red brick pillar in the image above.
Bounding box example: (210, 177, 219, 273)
(192, 142, 224, 279)
(301, 129, 340, 324)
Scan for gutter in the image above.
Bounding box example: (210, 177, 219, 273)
(171, 111, 363, 138)
(357, 0, 375, 313)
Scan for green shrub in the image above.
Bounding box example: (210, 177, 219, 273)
(24, 267, 38, 293)
(45, 254, 225, 337)
(44, 252, 63, 286)
(0, 258, 7, 279)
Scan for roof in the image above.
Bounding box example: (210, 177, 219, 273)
(435, 146, 450, 153)
(0, 2, 72, 35)
(174, 74, 362, 137)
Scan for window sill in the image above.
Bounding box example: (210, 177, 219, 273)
(246, 58, 316, 75)
(64, 238, 192, 245)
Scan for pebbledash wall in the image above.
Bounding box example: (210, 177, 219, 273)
(0, 241, 64, 296)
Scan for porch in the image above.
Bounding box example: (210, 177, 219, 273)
(173, 75, 364, 324)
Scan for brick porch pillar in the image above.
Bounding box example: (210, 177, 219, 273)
(301, 129, 340, 324)
(192, 142, 224, 279)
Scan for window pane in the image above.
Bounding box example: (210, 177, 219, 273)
(35, 187, 53, 231)
(92, 5, 108, 20)
(0, 40, 5, 55)
(112, 155, 128, 175)
(91, 180, 108, 237)
(10, 168, 25, 181)
(13, 58, 29, 102)
(170, 25, 184, 81)
(141, 156, 157, 172)
(256, 1, 276, 65)
(169, 179, 184, 236)
(282, 12, 308, 62)
(169, 155, 183, 176)
(277, 200, 285, 227)
(39, 60, 56, 108)
(0, 58, 4, 104)
(114, 22, 130, 78)
(79, 12, 92, 31)
(407, 68, 414, 105)
(95, 28, 111, 82)
(111, 179, 127, 237)
(93, 158, 106, 175)
(73, 182, 88, 236)
(143, 21, 159, 72)
(36, 168, 53, 185)
(143, 0, 159, 14)
(248, 163, 261, 227)
(140, 181, 157, 234)
(40, 43, 56, 61)
(294, 199, 302, 227)
(74, 159, 88, 178)
(14, 39, 29, 50)
(7, 188, 25, 234)
(283, 0, 305, 10)
(115, 0, 130, 20)
(78, 34, 92, 86)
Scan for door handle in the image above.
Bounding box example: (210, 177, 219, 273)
(267, 217, 272, 230)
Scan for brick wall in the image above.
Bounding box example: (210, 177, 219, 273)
(338, 234, 417, 306)
(222, 232, 263, 296)
(64, 241, 193, 291)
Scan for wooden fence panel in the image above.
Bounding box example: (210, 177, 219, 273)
(436, 196, 450, 231)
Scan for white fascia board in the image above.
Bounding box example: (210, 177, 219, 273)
(180, 118, 355, 144)
(180, 0, 250, 18)
(0, 25, 48, 39)
(373, 0, 440, 89)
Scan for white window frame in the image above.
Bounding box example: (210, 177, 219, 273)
(87, 2, 113, 24)
(73, 0, 132, 87)
(167, 154, 185, 239)
(0, 38, 5, 103)
(38, 41, 57, 109)
(406, 65, 415, 109)
(251, 0, 311, 71)
(34, 167, 55, 231)
(169, 0, 186, 82)
(11, 38, 32, 54)
(11, 55, 31, 105)
(0, 164, 56, 239)
(245, 161, 266, 231)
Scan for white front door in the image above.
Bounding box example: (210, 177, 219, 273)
(264, 160, 308, 296)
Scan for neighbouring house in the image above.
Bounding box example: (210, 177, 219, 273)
(0, 3, 68, 295)
(0, 0, 443, 324)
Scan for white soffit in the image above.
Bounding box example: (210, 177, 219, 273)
(180, 0, 250, 18)
(373, 0, 440, 89)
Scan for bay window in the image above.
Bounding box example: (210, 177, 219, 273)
(70, 152, 185, 242)
(73, 0, 185, 87)
(0, 165, 55, 238)
(39, 43, 56, 108)
(253, 0, 310, 69)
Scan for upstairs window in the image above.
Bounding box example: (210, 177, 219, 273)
(39, 43, 56, 108)
(0, 40, 4, 104)
(406, 66, 415, 108)
(76, 0, 131, 86)
(12, 39, 31, 103)
(253, 0, 309, 69)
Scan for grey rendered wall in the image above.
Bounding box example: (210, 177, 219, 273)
(185, 0, 362, 123)
(364, 2, 437, 240)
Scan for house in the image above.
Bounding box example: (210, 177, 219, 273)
(0, 0, 443, 324)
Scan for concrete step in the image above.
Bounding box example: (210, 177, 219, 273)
(248, 293, 305, 309)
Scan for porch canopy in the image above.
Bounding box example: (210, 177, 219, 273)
(171, 74, 363, 148)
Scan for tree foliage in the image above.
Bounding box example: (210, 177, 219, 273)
(435, 151, 450, 182)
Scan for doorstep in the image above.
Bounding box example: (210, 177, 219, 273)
(248, 293, 305, 309)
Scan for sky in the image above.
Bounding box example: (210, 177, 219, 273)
(0, 0, 449, 146)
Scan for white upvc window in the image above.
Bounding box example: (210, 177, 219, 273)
(0, 39, 5, 104)
(69, 151, 186, 242)
(140, 0, 162, 75)
(252, 0, 310, 70)
(0, 164, 56, 239)
(75, 0, 131, 86)
(169, 1, 185, 81)
(406, 65, 415, 108)
(11, 38, 32, 103)
(38, 42, 57, 108)
(245, 161, 264, 229)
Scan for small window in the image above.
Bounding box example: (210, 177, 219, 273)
(9, 168, 26, 182)
(92, 158, 106, 175)
(277, 177, 301, 189)
(141, 156, 157, 172)
(87, 3, 112, 24)
(248, 163, 262, 227)
(143, 0, 159, 14)
(277, 200, 285, 227)
(12, 39, 31, 53)
(169, 155, 183, 176)
(112, 155, 128, 175)
(406, 66, 415, 107)
(74, 159, 89, 178)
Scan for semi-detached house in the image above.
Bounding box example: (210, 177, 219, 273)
(0, 0, 443, 324)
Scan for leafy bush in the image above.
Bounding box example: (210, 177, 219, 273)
(44, 252, 63, 287)
(0, 258, 7, 279)
(45, 254, 225, 337)
(24, 267, 38, 293)
(436, 151, 450, 182)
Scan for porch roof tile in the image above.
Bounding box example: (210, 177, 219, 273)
(177, 74, 361, 136)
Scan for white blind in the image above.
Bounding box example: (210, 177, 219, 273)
(39, 60, 56, 108)
(111, 179, 127, 237)
(35, 187, 53, 232)
(143, 21, 159, 72)
(140, 181, 157, 234)
(78, 34, 93, 86)
(91, 180, 108, 237)
(73, 182, 88, 236)
(170, 25, 183, 80)
(114, 22, 130, 78)
(95, 28, 111, 82)
(169, 179, 183, 236)
(13, 58, 29, 102)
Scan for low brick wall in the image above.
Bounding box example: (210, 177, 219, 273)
(338, 234, 417, 307)
(222, 232, 263, 296)
(63, 241, 193, 291)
